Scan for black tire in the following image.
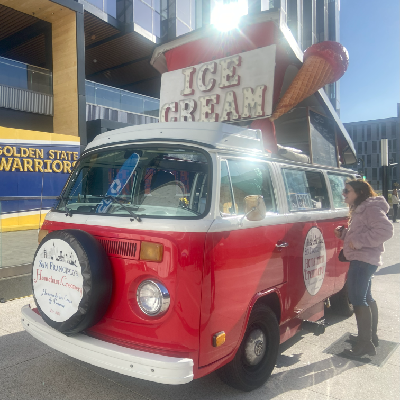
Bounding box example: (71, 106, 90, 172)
(217, 303, 280, 392)
(32, 230, 113, 335)
(329, 282, 354, 317)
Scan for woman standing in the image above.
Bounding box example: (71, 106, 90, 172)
(334, 179, 393, 357)
(392, 188, 399, 223)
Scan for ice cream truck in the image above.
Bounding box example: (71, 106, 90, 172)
(21, 16, 357, 392)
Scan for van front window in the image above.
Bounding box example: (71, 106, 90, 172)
(56, 146, 210, 219)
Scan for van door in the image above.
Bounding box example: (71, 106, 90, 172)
(326, 172, 355, 291)
(199, 157, 287, 367)
(278, 166, 337, 318)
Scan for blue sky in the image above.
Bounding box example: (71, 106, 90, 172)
(339, 0, 399, 123)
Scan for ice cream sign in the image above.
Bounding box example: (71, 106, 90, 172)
(159, 45, 276, 123)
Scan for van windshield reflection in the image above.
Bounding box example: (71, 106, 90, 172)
(56, 147, 209, 219)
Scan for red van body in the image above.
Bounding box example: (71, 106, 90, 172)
(22, 122, 354, 390)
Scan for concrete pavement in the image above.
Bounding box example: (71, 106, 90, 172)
(1, 230, 38, 268)
(0, 224, 399, 400)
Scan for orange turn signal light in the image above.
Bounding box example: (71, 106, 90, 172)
(38, 229, 49, 244)
(212, 331, 226, 347)
(140, 241, 163, 262)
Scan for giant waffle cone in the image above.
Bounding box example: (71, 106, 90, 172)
(271, 56, 335, 121)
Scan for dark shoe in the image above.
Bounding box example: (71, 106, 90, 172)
(344, 340, 376, 357)
(348, 301, 379, 347)
(344, 306, 376, 357)
(348, 333, 379, 347)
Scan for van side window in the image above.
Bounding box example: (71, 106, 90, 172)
(282, 169, 330, 211)
(328, 173, 353, 208)
(220, 159, 276, 215)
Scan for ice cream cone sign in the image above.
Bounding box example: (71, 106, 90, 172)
(270, 41, 349, 121)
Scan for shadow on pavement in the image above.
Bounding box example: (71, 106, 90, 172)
(0, 327, 366, 400)
(267, 355, 357, 395)
(322, 307, 354, 327)
(374, 263, 400, 276)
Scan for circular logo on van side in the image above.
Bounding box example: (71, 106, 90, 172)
(33, 239, 84, 322)
(303, 227, 326, 295)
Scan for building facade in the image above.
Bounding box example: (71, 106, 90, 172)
(0, 0, 342, 144)
(344, 105, 400, 190)
(0, 0, 343, 231)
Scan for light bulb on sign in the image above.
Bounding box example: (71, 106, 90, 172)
(211, 0, 248, 32)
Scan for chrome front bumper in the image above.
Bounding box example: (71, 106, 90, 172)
(21, 305, 193, 385)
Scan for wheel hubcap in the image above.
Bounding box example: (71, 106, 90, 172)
(244, 328, 266, 366)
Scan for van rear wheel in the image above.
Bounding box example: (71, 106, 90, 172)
(217, 303, 279, 392)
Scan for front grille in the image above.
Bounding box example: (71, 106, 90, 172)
(97, 237, 140, 260)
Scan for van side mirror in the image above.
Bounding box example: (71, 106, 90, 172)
(244, 195, 266, 222)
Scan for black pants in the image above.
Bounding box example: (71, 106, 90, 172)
(393, 204, 398, 222)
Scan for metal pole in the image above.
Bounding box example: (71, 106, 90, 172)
(381, 139, 389, 202)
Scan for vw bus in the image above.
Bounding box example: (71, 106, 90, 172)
(22, 122, 355, 391)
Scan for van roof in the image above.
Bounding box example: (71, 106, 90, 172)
(85, 122, 266, 155)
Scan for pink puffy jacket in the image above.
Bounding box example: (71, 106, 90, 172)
(340, 196, 393, 266)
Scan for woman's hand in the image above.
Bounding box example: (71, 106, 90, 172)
(348, 241, 355, 250)
(334, 226, 343, 238)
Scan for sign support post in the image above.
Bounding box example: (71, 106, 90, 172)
(381, 139, 389, 202)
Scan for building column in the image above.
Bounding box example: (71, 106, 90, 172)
(0, 0, 86, 142)
(52, 11, 79, 138)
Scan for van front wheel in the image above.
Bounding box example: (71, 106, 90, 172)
(217, 303, 280, 392)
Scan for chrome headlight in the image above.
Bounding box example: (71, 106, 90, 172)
(137, 280, 170, 316)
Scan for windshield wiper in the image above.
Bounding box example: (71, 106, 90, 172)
(103, 195, 142, 222)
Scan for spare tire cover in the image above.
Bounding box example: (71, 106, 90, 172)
(32, 229, 112, 335)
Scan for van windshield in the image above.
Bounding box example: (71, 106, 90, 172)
(56, 146, 210, 219)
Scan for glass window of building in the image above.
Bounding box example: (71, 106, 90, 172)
(372, 168, 377, 179)
(364, 142, 367, 153)
(86, 0, 117, 18)
(353, 129, 357, 142)
(367, 125, 371, 140)
(376, 125, 380, 140)
(392, 122, 397, 137)
(357, 142, 362, 153)
(176, 0, 196, 37)
(134, 0, 161, 38)
(106, 0, 117, 18)
(85, 80, 160, 117)
(394, 139, 397, 150)
(86, 0, 103, 10)
(381, 124, 387, 138)
(0, 56, 52, 95)
(261, 0, 278, 11)
(362, 128, 365, 141)
(367, 154, 371, 167)
(0, 57, 28, 90)
(372, 141, 377, 153)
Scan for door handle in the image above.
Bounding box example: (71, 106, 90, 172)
(276, 241, 289, 248)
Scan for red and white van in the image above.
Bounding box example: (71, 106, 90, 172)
(22, 121, 355, 391)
